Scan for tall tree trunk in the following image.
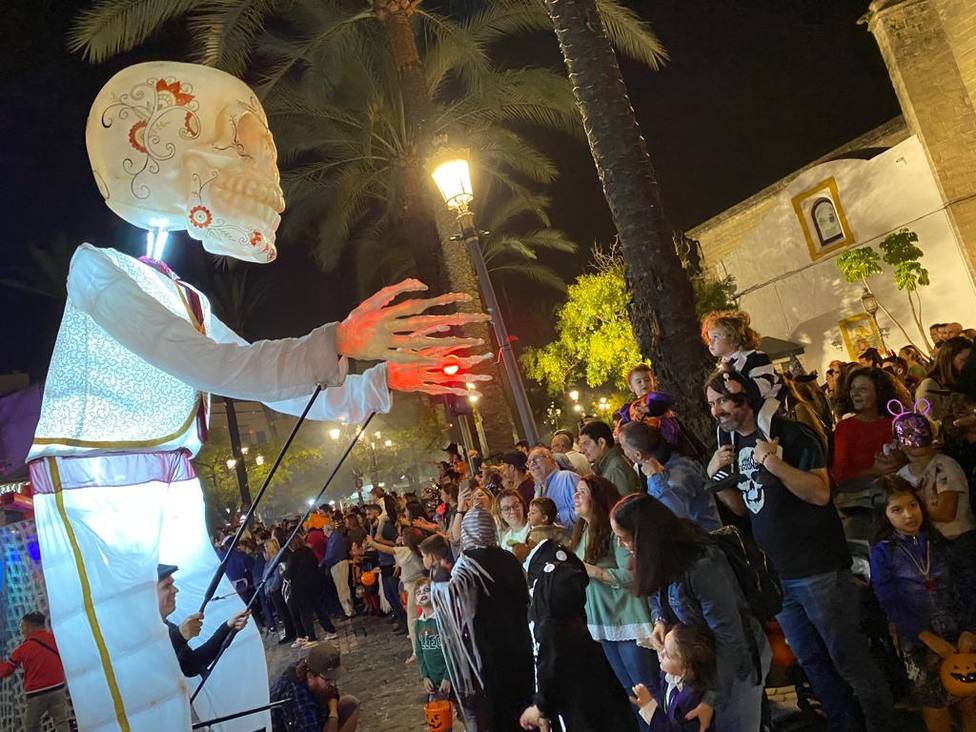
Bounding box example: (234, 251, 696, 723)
(372, 0, 519, 451)
(223, 396, 253, 507)
(543, 0, 714, 447)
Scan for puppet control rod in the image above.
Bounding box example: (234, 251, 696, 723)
(190, 411, 376, 704)
(197, 386, 323, 615)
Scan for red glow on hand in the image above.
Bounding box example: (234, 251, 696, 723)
(442, 356, 461, 376)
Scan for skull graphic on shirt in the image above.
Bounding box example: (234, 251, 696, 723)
(736, 445, 766, 514)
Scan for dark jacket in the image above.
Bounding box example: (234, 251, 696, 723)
(869, 531, 962, 642)
(465, 546, 535, 732)
(321, 530, 349, 570)
(526, 540, 637, 732)
(283, 546, 324, 601)
(644, 671, 702, 732)
(648, 544, 768, 708)
(165, 620, 232, 678)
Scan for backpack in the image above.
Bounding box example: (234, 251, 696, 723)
(710, 524, 783, 621)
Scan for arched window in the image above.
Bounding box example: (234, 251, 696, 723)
(811, 197, 844, 246)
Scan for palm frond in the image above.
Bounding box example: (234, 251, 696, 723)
(188, 0, 281, 75)
(253, 7, 374, 98)
(596, 0, 668, 69)
(69, 0, 204, 62)
(482, 236, 538, 264)
(483, 192, 553, 232)
(488, 262, 567, 292)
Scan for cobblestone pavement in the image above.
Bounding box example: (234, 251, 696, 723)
(263, 614, 432, 732)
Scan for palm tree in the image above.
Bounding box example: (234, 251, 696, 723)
(542, 0, 715, 445)
(0, 235, 75, 301)
(68, 0, 662, 451)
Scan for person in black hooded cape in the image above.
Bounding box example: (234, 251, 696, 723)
(519, 539, 638, 732)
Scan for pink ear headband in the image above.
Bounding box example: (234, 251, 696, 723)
(887, 399, 934, 448)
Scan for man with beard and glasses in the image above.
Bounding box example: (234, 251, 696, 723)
(704, 369, 895, 732)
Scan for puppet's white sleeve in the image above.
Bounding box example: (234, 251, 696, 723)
(68, 244, 346, 403)
(208, 316, 392, 422)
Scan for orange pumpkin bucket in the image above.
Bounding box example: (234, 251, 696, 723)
(424, 698, 453, 732)
(361, 570, 378, 587)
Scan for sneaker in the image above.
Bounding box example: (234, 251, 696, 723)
(291, 637, 308, 649)
(323, 631, 339, 641)
(301, 640, 320, 649)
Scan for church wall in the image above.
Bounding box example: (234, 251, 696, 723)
(699, 135, 976, 374)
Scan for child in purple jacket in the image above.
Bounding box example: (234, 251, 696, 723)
(631, 625, 716, 732)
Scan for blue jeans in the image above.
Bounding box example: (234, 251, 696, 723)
(776, 569, 894, 732)
(382, 573, 406, 622)
(600, 640, 658, 730)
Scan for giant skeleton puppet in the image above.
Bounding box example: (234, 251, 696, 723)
(27, 61, 489, 732)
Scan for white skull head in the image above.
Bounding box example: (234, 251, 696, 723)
(86, 61, 285, 263)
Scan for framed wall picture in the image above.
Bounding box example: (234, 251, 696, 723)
(839, 313, 883, 360)
(791, 177, 854, 260)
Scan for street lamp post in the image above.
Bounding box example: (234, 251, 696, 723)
(430, 149, 540, 447)
(860, 289, 888, 353)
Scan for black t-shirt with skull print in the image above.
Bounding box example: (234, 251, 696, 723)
(733, 416, 850, 580)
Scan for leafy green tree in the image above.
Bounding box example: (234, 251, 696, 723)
(522, 253, 641, 394)
(523, 248, 737, 396)
(836, 228, 931, 352)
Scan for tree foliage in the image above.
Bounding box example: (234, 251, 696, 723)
(835, 228, 931, 352)
(523, 248, 738, 395)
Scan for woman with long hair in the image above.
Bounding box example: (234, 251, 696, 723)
(831, 366, 912, 490)
(567, 476, 657, 714)
(917, 337, 976, 437)
(372, 494, 408, 634)
(262, 537, 296, 643)
(610, 494, 770, 732)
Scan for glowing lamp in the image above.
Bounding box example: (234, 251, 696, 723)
(328, 427, 341, 441)
(306, 498, 315, 507)
(254, 455, 265, 466)
(573, 404, 584, 413)
(569, 390, 579, 402)
(226, 458, 237, 469)
(861, 289, 880, 316)
(468, 394, 479, 404)
(241, 446, 249, 455)
(384, 439, 393, 447)
(430, 152, 474, 211)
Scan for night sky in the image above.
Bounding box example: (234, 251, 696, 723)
(0, 0, 900, 380)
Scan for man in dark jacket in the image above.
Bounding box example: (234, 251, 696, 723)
(518, 540, 636, 732)
(156, 564, 250, 677)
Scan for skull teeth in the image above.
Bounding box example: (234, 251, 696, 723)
(211, 186, 282, 231)
(217, 175, 284, 213)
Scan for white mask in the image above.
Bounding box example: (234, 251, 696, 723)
(86, 61, 285, 263)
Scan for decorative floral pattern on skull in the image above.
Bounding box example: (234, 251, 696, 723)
(87, 61, 284, 264)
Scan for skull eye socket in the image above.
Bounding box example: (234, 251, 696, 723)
(235, 112, 277, 174)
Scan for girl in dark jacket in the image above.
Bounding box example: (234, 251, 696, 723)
(611, 494, 770, 732)
(870, 476, 976, 730)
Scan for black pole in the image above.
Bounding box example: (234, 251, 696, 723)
(191, 412, 375, 702)
(198, 386, 322, 614)
(223, 396, 252, 507)
(191, 698, 291, 729)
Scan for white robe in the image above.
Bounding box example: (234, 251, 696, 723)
(30, 244, 391, 731)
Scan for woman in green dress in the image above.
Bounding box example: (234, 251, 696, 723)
(568, 475, 658, 712)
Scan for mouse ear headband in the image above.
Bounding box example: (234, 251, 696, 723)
(888, 399, 934, 448)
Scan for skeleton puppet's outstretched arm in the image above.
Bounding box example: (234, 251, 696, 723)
(67, 244, 389, 420)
